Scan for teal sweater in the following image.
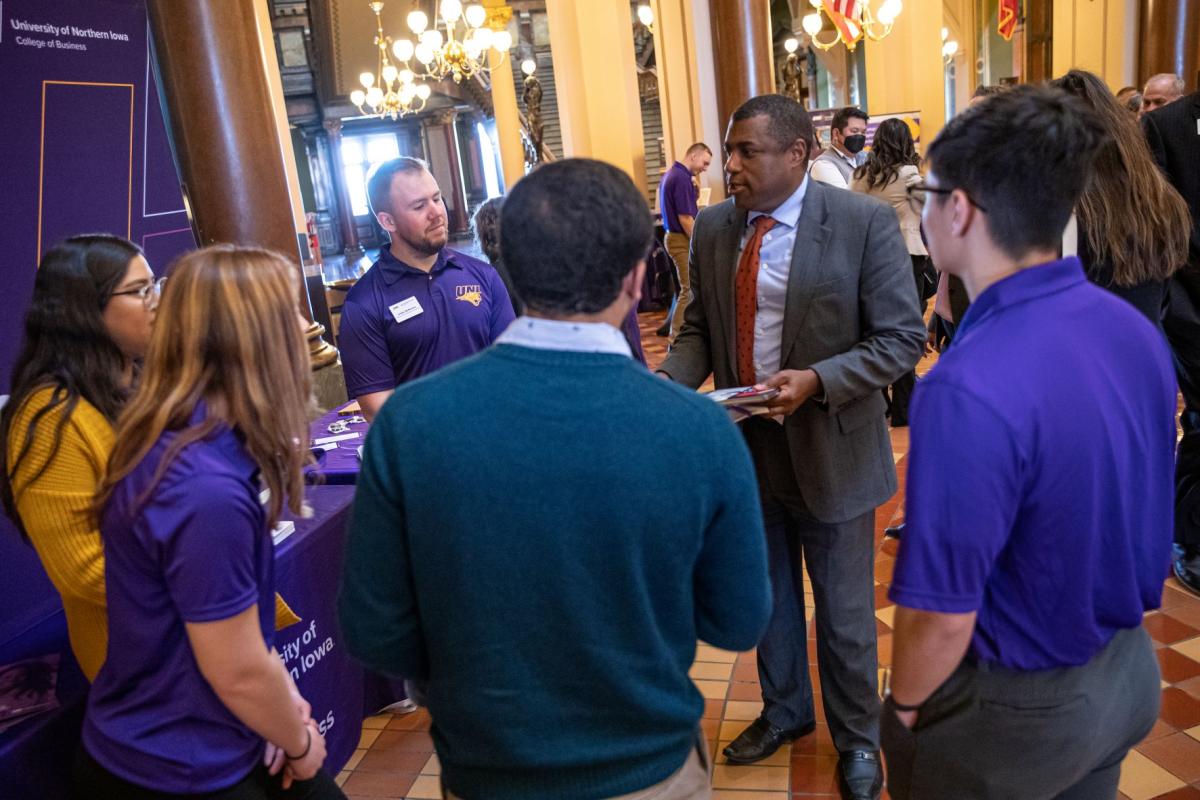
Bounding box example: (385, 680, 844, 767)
(339, 344, 771, 799)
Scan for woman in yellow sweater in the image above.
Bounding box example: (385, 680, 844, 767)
(1, 235, 298, 681)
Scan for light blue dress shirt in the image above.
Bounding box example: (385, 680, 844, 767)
(496, 315, 632, 358)
(743, 176, 808, 384)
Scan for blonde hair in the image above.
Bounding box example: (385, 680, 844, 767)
(97, 245, 312, 527)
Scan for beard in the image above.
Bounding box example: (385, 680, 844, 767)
(397, 223, 448, 257)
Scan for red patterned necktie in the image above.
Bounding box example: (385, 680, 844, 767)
(735, 215, 777, 386)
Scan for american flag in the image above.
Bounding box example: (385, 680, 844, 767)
(829, 0, 861, 19)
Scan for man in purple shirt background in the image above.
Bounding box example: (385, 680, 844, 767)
(338, 158, 514, 421)
(657, 143, 711, 343)
(883, 86, 1175, 799)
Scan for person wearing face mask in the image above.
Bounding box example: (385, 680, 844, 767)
(337, 158, 516, 422)
(809, 107, 870, 189)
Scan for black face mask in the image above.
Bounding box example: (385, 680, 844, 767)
(843, 134, 867, 154)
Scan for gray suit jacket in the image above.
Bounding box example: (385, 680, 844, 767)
(660, 179, 925, 523)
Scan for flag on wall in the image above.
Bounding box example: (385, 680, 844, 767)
(998, 0, 1019, 40)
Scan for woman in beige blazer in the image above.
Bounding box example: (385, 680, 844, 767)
(850, 118, 932, 426)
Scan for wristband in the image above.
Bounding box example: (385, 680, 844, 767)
(888, 695, 924, 713)
(285, 728, 312, 761)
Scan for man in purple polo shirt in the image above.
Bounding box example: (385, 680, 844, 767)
(338, 157, 514, 420)
(882, 87, 1175, 799)
(658, 143, 711, 342)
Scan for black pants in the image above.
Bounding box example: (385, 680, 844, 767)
(72, 747, 347, 800)
(1163, 276, 1200, 547)
(886, 255, 933, 423)
(882, 626, 1159, 800)
(1176, 410, 1200, 548)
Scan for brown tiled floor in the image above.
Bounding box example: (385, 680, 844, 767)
(339, 310, 1200, 799)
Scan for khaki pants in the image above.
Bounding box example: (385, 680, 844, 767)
(443, 734, 711, 800)
(664, 231, 691, 342)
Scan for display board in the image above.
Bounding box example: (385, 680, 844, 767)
(0, 0, 197, 396)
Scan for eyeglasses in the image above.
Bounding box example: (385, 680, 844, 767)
(110, 276, 167, 308)
(906, 181, 988, 216)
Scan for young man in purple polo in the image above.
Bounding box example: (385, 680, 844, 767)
(883, 86, 1175, 799)
(337, 158, 514, 421)
(657, 142, 711, 342)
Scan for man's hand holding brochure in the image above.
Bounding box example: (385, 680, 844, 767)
(705, 386, 780, 423)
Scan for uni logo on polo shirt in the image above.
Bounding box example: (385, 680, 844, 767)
(455, 284, 483, 307)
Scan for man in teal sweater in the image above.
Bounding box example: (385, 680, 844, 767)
(338, 158, 772, 800)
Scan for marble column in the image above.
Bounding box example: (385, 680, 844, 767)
(544, 0, 647, 183)
(423, 110, 470, 234)
(323, 119, 363, 256)
(707, 0, 774, 128)
(147, 0, 342, 401)
(482, 0, 526, 189)
(146, 0, 312, 316)
(1138, 0, 1200, 88)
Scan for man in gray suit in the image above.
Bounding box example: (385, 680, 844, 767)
(658, 94, 924, 800)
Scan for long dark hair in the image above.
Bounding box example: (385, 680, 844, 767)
(96, 246, 312, 529)
(853, 118, 921, 192)
(1, 235, 142, 539)
(1049, 69, 1189, 286)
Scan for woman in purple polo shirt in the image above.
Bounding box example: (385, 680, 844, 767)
(76, 246, 345, 799)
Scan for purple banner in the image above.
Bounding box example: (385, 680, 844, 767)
(0, 0, 196, 395)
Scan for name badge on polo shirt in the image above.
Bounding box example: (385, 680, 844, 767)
(389, 297, 424, 324)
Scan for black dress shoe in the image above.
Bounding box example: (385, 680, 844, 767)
(655, 320, 672, 337)
(1174, 544, 1200, 597)
(837, 750, 883, 800)
(723, 716, 816, 765)
(884, 522, 904, 540)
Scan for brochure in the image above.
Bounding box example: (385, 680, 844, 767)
(705, 386, 780, 423)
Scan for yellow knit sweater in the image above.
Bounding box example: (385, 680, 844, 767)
(8, 387, 301, 681)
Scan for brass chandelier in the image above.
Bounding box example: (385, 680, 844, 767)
(351, 2, 432, 119)
(396, 0, 514, 84)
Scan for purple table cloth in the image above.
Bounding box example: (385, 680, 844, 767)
(308, 403, 369, 486)
(0, 484, 378, 797)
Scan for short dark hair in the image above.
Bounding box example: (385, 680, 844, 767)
(366, 157, 429, 217)
(972, 84, 1006, 99)
(926, 85, 1107, 259)
(685, 142, 712, 156)
(500, 159, 654, 315)
(830, 106, 869, 133)
(730, 94, 815, 153)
